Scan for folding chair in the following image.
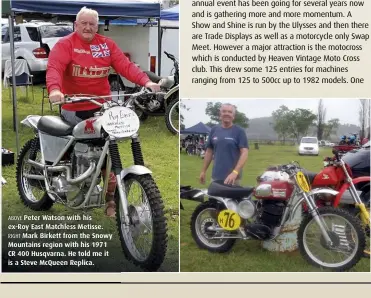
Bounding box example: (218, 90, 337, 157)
(4, 59, 34, 102)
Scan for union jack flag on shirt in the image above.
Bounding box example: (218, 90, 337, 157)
(90, 43, 110, 58)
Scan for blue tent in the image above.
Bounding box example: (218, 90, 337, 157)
(96, 4, 179, 26)
(181, 122, 211, 135)
(161, 4, 179, 21)
(9, 0, 161, 18)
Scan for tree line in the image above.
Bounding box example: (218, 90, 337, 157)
(180, 100, 371, 143)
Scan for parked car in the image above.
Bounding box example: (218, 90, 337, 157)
(298, 136, 319, 155)
(319, 140, 334, 147)
(342, 140, 370, 179)
(1, 21, 73, 81)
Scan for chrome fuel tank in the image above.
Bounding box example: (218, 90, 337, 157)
(73, 117, 103, 139)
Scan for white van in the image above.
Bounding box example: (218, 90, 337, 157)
(298, 137, 319, 156)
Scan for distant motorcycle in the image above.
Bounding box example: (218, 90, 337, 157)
(114, 51, 179, 135)
(340, 133, 360, 146)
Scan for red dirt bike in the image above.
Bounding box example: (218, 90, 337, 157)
(299, 149, 370, 258)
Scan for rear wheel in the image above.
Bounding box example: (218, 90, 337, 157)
(190, 201, 236, 253)
(165, 93, 179, 135)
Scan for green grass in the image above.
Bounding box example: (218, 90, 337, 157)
(1, 85, 179, 272)
(180, 145, 370, 272)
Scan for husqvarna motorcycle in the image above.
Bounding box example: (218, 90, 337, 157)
(190, 162, 366, 271)
(16, 91, 168, 271)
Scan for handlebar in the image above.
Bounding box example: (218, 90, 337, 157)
(51, 89, 164, 106)
(164, 51, 175, 61)
(269, 162, 301, 175)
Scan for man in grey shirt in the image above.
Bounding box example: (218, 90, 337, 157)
(199, 103, 249, 185)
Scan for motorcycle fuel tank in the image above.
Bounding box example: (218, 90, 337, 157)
(73, 117, 103, 139)
(254, 181, 294, 201)
(312, 166, 340, 187)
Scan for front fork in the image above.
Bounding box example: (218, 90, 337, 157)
(302, 191, 333, 245)
(341, 162, 370, 226)
(109, 134, 145, 226)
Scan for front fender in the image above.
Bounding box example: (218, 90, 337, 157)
(120, 165, 152, 180)
(290, 188, 339, 220)
(334, 176, 371, 207)
(164, 85, 179, 101)
(308, 188, 339, 197)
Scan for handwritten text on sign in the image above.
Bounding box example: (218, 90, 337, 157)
(101, 106, 140, 138)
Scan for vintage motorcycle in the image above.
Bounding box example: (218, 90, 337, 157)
(190, 162, 366, 271)
(16, 91, 168, 272)
(304, 149, 370, 257)
(124, 51, 179, 135)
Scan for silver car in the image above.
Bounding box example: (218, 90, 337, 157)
(1, 21, 72, 79)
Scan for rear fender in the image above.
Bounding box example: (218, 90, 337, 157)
(21, 115, 41, 130)
(208, 196, 228, 210)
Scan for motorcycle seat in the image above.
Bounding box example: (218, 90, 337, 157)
(37, 116, 74, 137)
(208, 181, 254, 200)
(302, 170, 318, 184)
(144, 71, 163, 83)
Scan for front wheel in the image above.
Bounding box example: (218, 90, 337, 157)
(16, 138, 54, 211)
(165, 95, 179, 135)
(190, 201, 236, 253)
(115, 174, 167, 271)
(298, 207, 365, 271)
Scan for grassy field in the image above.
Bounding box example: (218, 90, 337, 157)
(1, 85, 179, 272)
(180, 145, 370, 272)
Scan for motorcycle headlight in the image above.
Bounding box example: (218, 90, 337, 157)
(237, 200, 256, 219)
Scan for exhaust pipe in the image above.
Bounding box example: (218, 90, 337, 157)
(25, 159, 96, 185)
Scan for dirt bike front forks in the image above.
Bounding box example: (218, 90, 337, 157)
(303, 192, 334, 246)
(108, 135, 145, 226)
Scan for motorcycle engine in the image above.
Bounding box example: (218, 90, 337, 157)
(137, 92, 165, 112)
(51, 143, 103, 207)
(243, 199, 287, 240)
(257, 200, 287, 228)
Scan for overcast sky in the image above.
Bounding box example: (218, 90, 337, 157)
(181, 98, 368, 128)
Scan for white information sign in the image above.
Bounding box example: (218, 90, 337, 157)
(101, 106, 140, 138)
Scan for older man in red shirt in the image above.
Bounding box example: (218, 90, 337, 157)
(46, 6, 160, 217)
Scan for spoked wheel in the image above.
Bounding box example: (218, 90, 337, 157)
(16, 138, 54, 211)
(165, 96, 179, 135)
(115, 174, 167, 271)
(298, 207, 365, 271)
(342, 190, 370, 258)
(190, 201, 236, 253)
